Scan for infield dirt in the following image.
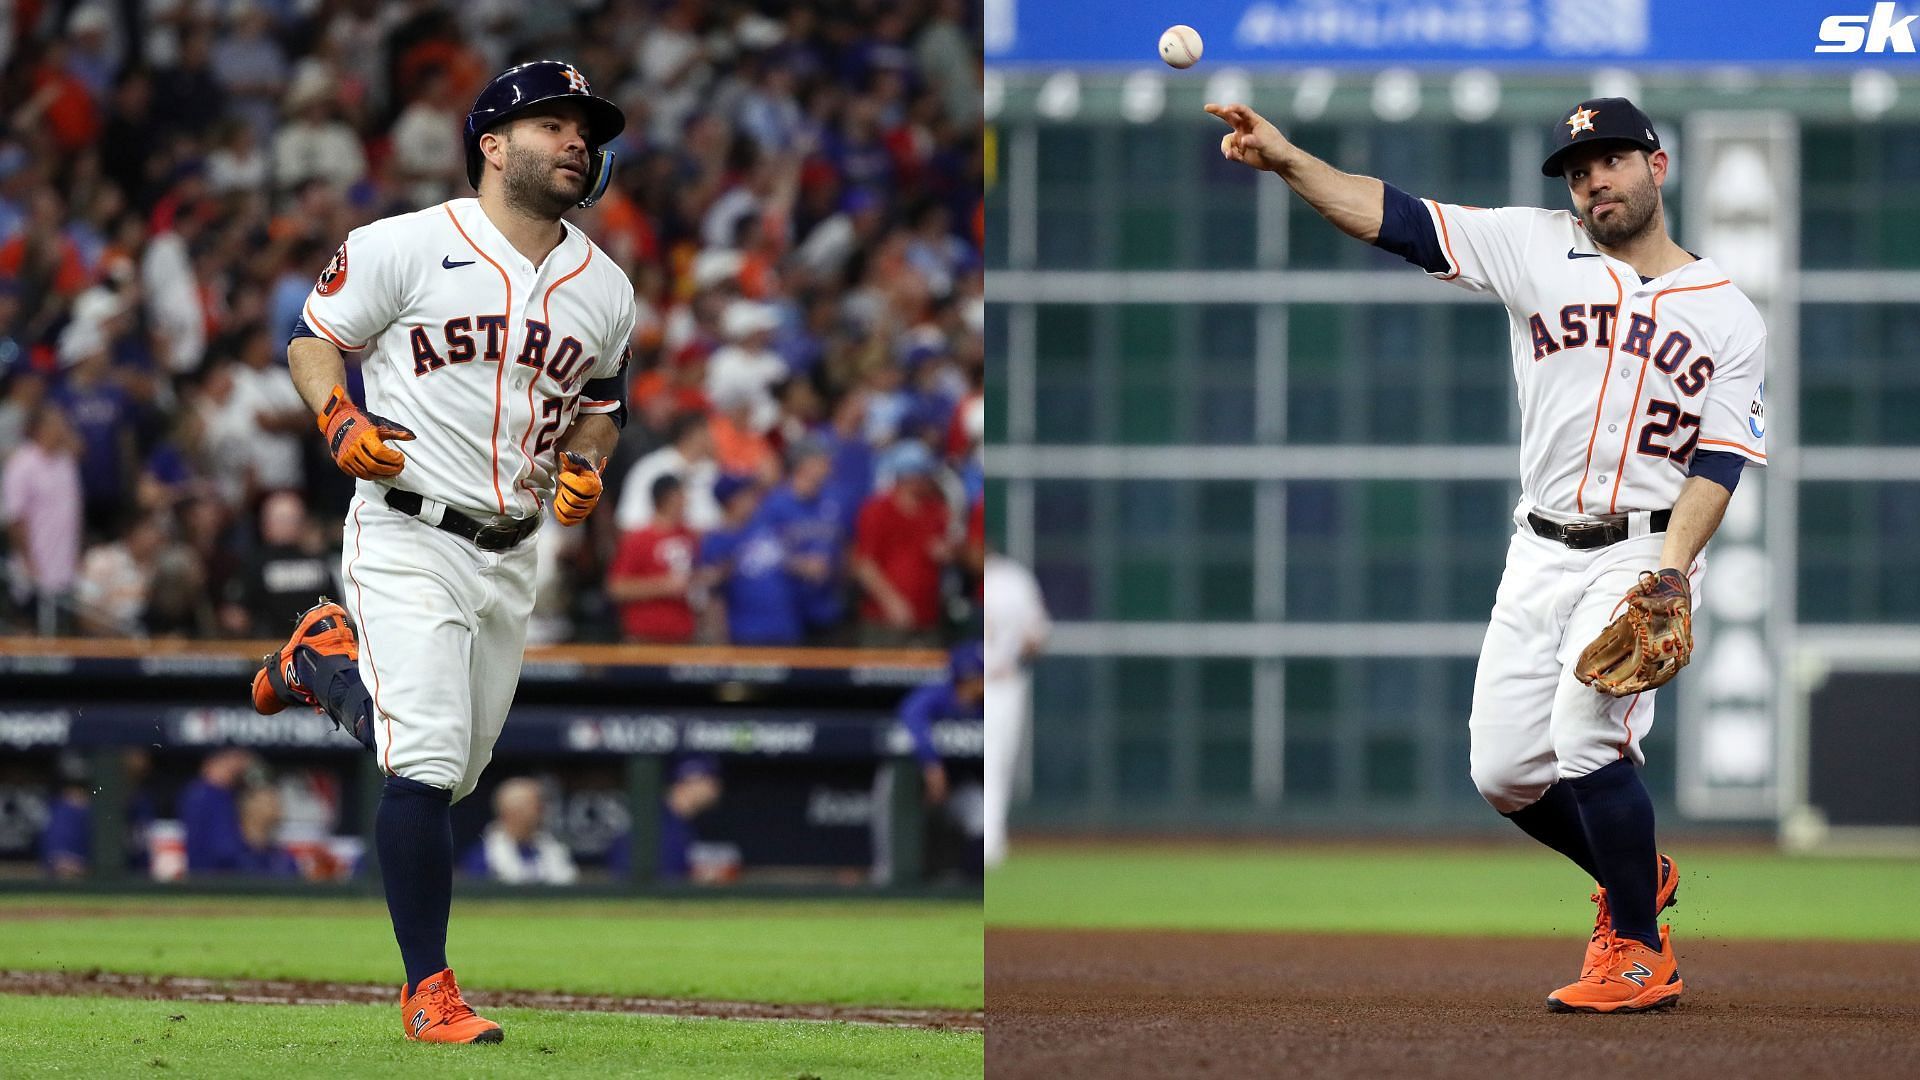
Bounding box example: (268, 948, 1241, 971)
(0, 969, 981, 1032)
(987, 929, 1920, 1078)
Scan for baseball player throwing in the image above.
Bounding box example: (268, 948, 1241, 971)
(1210, 96, 1766, 1012)
(249, 61, 634, 1043)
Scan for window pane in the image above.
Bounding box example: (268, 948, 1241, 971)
(1800, 305, 1920, 446)
(1287, 480, 1512, 621)
(1799, 482, 1920, 621)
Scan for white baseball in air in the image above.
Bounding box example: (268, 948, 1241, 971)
(1159, 25, 1203, 69)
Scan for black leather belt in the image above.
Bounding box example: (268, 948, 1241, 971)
(1527, 509, 1671, 550)
(383, 489, 539, 552)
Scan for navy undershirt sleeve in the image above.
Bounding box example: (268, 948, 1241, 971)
(289, 316, 320, 344)
(1688, 449, 1745, 494)
(1373, 182, 1449, 274)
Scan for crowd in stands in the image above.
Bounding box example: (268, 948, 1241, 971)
(0, 0, 986, 648)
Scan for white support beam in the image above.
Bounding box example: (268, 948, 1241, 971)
(985, 270, 1484, 305)
(988, 444, 1516, 481)
(985, 269, 1920, 307)
(1049, 621, 1487, 658)
(1798, 447, 1920, 482)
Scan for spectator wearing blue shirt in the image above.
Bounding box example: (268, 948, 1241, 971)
(178, 748, 252, 873)
(697, 474, 804, 646)
(40, 780, 91, 879)
(873, 643, 985, 883)
(178, 749, 298, 877)
(898, 642, 987, 807)
(38, 750, 157, 877)
(820, 390, 876, 537)
(50, 347, 136, 539)
(607, 756, 724, 882)
(232, 785, 302, 877)
(758, 439, 850, 639)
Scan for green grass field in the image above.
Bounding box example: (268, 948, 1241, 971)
(0, 896, 979, 1009)
(0, 996, 978, 1079)
(986, 843, 1920, 941)
(0, 896, 981, 1078)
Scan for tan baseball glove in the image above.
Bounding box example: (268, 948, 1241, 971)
(1575, 568, 1693, 697)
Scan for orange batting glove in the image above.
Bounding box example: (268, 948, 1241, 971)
(317, 385, 415, 480)
(555, 451, 606, 526)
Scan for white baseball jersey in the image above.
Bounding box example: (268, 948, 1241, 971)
(303, 198, 635, 520)
(1405, 199, 1766, 809)
(983, 553, 1048, 868)
(1418, 201, 1767, 516)
(305, 199, 635, 800)
(983, 554, 1049, 683)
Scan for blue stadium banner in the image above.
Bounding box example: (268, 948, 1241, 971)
(987, 0, 1920, 66)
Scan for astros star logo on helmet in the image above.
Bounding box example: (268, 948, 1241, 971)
(1566, 106, 1599, 134)
(564, 65, 589, 94)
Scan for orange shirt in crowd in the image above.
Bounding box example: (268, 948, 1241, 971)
(710, 412, 777, 480)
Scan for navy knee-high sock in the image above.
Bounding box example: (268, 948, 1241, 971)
(1566, 759, 1660, 950)
(295, 647, 376, 752)
(376, 775, 453, 991)
(1501, 781, 1601, 882)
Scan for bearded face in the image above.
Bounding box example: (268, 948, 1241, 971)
(502, 135, 588, 217)
(490, 107, 592, 218)
(1568, 147, 1661, 247)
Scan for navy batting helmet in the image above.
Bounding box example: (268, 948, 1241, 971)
(464, 61, 626, 207)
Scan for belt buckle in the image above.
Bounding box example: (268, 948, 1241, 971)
(1561, 520, 1609, 546)
(474, 522, 519, 550)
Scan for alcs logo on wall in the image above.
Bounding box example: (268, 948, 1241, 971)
(1817, 2, 1920, 52)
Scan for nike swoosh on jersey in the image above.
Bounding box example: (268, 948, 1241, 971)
(1567, 249, 1602, 259)
(442, 256, 476, 269)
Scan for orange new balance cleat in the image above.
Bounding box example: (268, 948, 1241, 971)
(1548, 925, 1683, 1014)
(400, 968, 504, 1044)
(250, 598, 358, 715)
(1581, 852, 1680, 978)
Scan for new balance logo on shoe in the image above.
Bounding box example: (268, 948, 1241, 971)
(1621, 962, 1653, 987)
(412, 1009, 429, 1034)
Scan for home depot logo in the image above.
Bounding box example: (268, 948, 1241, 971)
(1818, 3, 1920, 51)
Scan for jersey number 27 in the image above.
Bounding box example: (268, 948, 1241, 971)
(1636, 399, 1701, 464)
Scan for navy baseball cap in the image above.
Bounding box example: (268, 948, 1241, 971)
(712, 473, 758, 506)
(1541, 97, 1662, 177)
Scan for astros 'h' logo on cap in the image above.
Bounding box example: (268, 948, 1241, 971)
(563, 65, 590, 94)
(1565, 106, 1599, 135)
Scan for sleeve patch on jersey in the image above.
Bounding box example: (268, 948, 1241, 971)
(1747, 380, 1766, 439)
(316, 242, 349, 297)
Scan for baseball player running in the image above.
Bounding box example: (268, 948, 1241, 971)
(249, 60, 634, 1043)
(1209, 96, 1766, 1013)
